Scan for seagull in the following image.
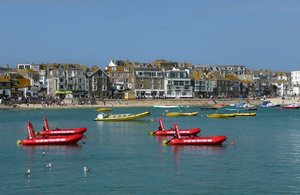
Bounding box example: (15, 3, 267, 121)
(84, 167, 90, 172)
(44, 163, 51, 168)
(25, 169, 30, 175)
(42, 152, 45, 156)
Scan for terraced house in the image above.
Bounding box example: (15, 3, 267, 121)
(86, 66, 110, 98)
(47, 63, 87, 98)
(105, 60, 134, 94)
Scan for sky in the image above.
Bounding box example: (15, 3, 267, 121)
(1, 0, 300, 72)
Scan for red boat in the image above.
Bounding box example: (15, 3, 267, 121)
(163, 122, 227, 145)
(149, 117, 201, 136)
(39, 117, 87, 136)
(276, 103, 300, 109)
(22, 122, 83, 145)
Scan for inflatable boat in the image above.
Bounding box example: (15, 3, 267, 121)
(39, 117, 87, 136)
(163, 122, 227, 145)
(22, 122, 83, 145)
(149, 117, 201, 136)
(165, 112, 198, 117)
(94, 111, 150, 121)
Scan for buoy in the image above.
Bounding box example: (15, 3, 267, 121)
(17, 140, 22, 145)
(231, 142, 234, 145)
(163, 140, 168, 144)
(35, 132, 39, 136)
(201, 115, 203, 117)
(149, 132, 154, 136)
(162, 113, 165, 115)
(151, 119, 154, 122)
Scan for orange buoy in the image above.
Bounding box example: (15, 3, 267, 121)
(231, 142, 234, 145)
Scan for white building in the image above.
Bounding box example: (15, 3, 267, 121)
(291, 70, 300, 95)
(164, 68, 193, 98)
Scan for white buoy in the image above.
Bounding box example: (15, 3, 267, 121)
(84, 167, 90, 172)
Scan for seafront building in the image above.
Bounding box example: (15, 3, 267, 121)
(0, 60, 299, 99)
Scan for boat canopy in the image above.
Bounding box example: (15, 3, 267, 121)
(262, 101, 271, 105)
(235, 102, 245, 107)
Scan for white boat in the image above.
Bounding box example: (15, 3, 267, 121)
(261, 101, 280, 107)
(153, 105, 189, 109)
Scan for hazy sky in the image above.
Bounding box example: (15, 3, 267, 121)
(1, 0, 300, 72)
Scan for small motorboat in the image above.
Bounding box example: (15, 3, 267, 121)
(163, 122, 227, 145)
(149, 117, 201, 136)
(153, 105, 188, 109)
(235, 112, 256, 116)
(21, 122, 83, 145)
(213, 104, 225, 108)
(39, 117, 87, 136)
(94, 111, 150, 121)
(95, 107, 112, 111)
(276, 103, 300, 109)
(200, 107, 217, 110)
(207, 113, 236, 118)
(165, 112, 198, 117)
(261, 101, 280, 107)
(226, 107, 245, 111)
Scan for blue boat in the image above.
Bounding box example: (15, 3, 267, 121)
(226, 107, 245, 111)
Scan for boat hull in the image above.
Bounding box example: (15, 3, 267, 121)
(200, 107, 217, 110)
(165, 112, 198, 117)
(22, 134, 83, 145)
(235, 113, 256, 116)
(153, 106, 188, 109)
(207, 113, 236, 118)
(154, 128, 201, 136)
(95, 108, 112, 111)
(276, 107, 300, 109)
(39, 127, 87, 136)
(169, 135, 227, 145)
(94, 111, 150, 121)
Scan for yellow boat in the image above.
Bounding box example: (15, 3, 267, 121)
(95, 108, 112, 111)
(207, 113, 236, 118)
(94, 111, 150, 121)
(235, 112, 256, 116)
(165, 112, 199, 117)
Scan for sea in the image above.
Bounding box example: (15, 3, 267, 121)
(0, 106, 299, 194)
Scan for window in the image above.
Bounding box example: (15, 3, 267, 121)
(103, 78, 107, 84)
(118, 73, 123, 78)
(112, 67, 117, 71)
(140, 84, 143, 88)
(125, 67, 129, 71)
(102, 85, 107, 91)
(140, 78, 143, 81)
(58, 70, 63, 76)
(93, 85, 97, 91)
(93, 79, 97, 83)
(111, 73, 115, 77)
(112, 79, 115, 83)
(126, 73, 129, 78)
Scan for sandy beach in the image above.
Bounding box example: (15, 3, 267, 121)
(1, 96, 298, 110)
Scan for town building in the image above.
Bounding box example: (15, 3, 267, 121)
(47, 63, 88, 98)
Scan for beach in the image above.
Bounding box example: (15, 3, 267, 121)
(1, 97, 299, 110)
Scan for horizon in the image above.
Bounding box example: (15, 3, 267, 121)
(1, 0, 300, 72)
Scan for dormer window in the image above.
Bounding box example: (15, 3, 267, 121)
(69, 64, 75, 68)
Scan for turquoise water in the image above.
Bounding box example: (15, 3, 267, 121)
(1, 106, 300, 194)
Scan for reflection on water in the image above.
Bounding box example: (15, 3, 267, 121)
(171, 144, 226, 155)
(23, 144, 82, 158)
